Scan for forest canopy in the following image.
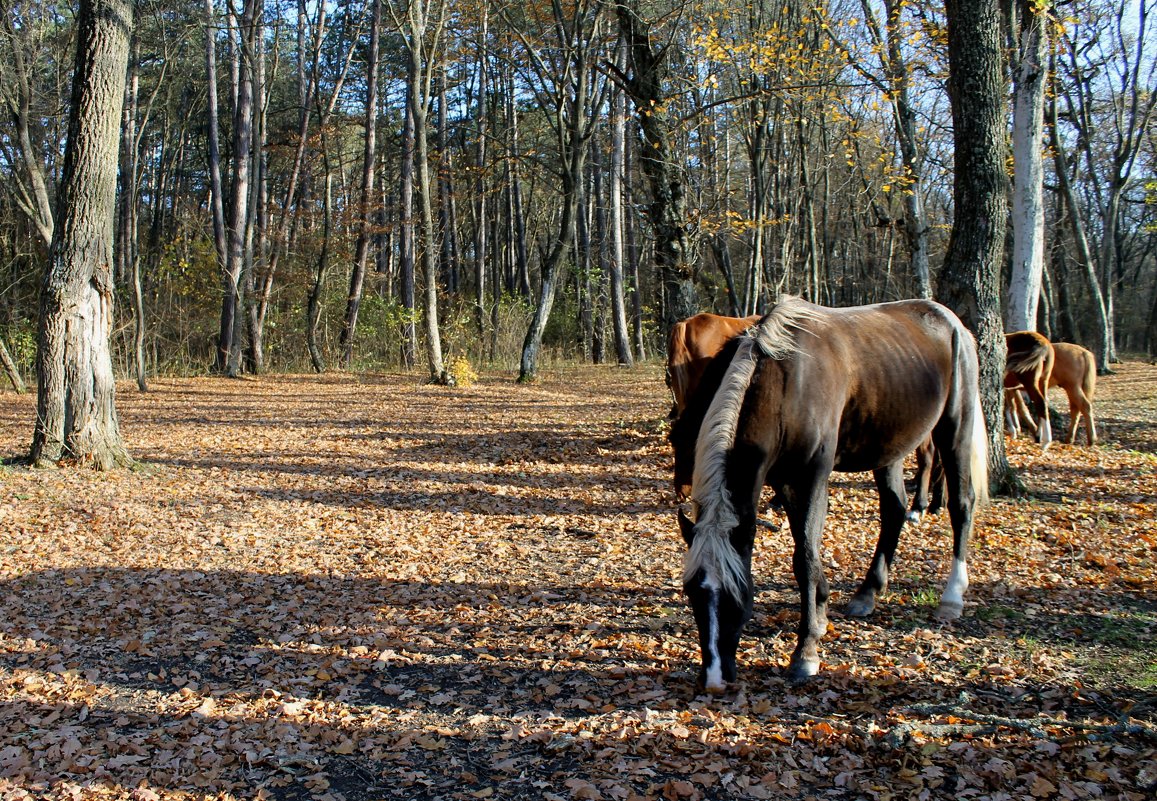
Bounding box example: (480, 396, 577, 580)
(0, 0, 1154, 381)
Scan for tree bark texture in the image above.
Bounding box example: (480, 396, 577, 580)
(30, 0, 133, 469)
(938, 0, 1011, 492)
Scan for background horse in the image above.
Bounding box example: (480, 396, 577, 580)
(1004, 331, 1053, 448)
(667, 313, 760, 418)
(669, 296, 988, 690)
(1008, 341, 1097, 445)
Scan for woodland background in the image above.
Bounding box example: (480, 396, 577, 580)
(1, 0, 1155, 383)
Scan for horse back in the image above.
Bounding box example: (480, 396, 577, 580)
(743, 299, 968, 475)
(1050, 342, 1096, 399)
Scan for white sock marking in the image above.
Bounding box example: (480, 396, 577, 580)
(701, 571, 725, 691)
(941, 557, 969, 608)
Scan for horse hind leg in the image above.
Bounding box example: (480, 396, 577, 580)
(850, 462, 908, 617)
(1026, 378, 1052, 449)
(907, 438, 934, 524)
(932, 429, 979, 622)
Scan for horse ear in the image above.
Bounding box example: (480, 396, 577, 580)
(677, 508, 696, 546)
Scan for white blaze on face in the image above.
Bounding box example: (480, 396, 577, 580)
(941, 557, 969, 608)
(701, 569, 725, 692)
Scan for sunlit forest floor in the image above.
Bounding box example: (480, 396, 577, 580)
(0, 362, 1154, 800)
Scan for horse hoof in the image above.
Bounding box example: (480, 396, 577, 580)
(786, 658, 820, 683)
(905, 510, 924, 525)
(934, 600, 963, 621)
(845, 596, 876, 617)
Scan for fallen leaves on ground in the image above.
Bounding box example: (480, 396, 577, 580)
(0, 363, 1154, 800)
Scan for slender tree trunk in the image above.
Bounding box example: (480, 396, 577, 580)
(405, 4, 449, 384)
(939, 0, 1011, 492)
(246, 15, 268, 374)
(608, 43, 633, 366)
(340, 0, 382, 368)
(30, 0, 134, 469)
(307, 147, 332, 373)
(1049, 90, 1111, 371)
(437, 70, 459, 294)
(399, 67, 417, 369)
(473, 9, 490, 345)
(204, 0, 227, 272)
(0, 337, 26, 393)
(1006, 0, 1049, 332)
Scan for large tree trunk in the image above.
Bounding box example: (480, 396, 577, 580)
(214, 0, 257, 376)
(30, 0, 133, 470)
(615, 1, 698, 327)
(1005, 0, 1049, 332)
(938, 0, 1011, 493)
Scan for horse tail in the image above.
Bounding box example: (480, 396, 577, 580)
(969, 387, 990, 507)
(1005, 331, 1050, 374)
(685, 335, 758, 601)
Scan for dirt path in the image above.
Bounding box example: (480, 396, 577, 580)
(0, 364, 1153, 800)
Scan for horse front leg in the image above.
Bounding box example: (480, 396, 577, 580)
(781, 474, 831, 682)
(848, 462, 907, 617)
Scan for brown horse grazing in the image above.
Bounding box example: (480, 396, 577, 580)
(1009, 342, 1097, 445)
(667, 313, 761, 417)
(1004, 331, 1054, 448)
(670, 314, 941, 521)
(670, 296, 988, 689)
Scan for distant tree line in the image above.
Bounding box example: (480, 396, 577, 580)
(1, 0, 1154, 392)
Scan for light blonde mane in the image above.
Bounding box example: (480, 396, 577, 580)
(684, 297, 819, 598)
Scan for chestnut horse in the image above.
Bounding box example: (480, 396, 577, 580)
(667, 313, 760, 417)
(670, 297, 988, 689)
(1004, 331, 1053, 448)
(1008, 342, 1097, 445)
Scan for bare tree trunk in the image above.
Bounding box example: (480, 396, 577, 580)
(403, 0, 449, 384)
(204, 0, 227, 273)
(473, 8, 490, 345)
(307, 145, 333, 374)
(939, 0, 1011, 492)
(399, 64, 417, 369)
(340, 0, 382, 368)
(437, 70, 459, 294)
(118, 35, 148, 391)
(30, 0, 133, 470)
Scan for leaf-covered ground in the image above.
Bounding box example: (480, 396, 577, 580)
(0, 363, 1154, 801)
